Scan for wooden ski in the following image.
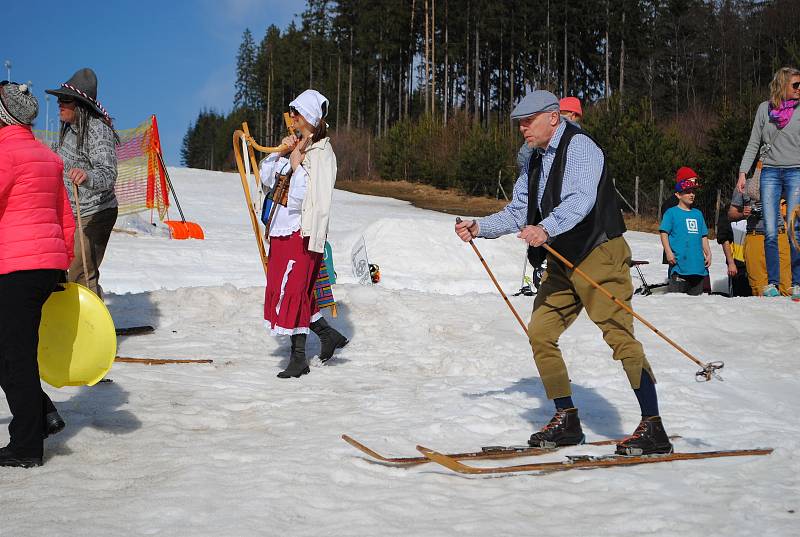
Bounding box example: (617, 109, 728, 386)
(416, 445, 773, 475)
(341, 434, 680, 467)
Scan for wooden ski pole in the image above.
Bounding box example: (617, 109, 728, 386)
(71, 183, 90, 286)
(456, 218, 528, 334)
(115, 356, 213, 365)
(540, 243, 723, 381)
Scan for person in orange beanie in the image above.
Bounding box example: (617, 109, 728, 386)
(559, 97, 583, 123)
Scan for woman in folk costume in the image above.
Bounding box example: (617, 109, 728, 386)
(259, 89, 348, 378)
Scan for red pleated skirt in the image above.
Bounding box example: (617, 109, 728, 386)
(263, 231, 322, 335)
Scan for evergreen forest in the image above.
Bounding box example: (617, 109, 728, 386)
(181, 0, 800, 216)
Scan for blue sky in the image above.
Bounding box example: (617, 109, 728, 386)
(4, 0, 304, 165)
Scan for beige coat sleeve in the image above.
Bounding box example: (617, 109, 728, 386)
(300, 137, 337, 253)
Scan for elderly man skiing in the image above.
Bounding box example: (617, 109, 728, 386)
(455, 90, 672, 456)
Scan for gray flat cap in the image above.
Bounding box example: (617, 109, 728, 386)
(510, 90, 559, 120)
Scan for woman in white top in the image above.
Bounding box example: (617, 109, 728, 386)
(259, 89, 347, 378)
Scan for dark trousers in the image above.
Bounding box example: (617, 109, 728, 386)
(730, 260, 752, 297)
(68, 206, 118, 299)
(667, 273, 705, 296)
(0, 269, 60, 457)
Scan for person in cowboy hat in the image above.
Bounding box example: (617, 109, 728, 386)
(0, 81, 75, 467)
(46, 68, 118, 299)
(258, 89, 348, 378)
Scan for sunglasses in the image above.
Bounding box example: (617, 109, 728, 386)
(0, 80, 19, 86)
(793, 82, 800, 90)
(676, 178, 699, 193)
(57, 96, 75, 104)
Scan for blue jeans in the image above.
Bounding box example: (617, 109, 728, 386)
(760, 166, 800, 286)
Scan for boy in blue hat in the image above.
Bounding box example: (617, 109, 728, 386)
(660, 176, 712, 295)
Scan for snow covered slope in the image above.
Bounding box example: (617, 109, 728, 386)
(1, 168, 797, 536)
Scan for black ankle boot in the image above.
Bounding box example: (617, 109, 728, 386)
(277, 334, 310, 378)
(310, 318, 348, 363)
(44, 411, 65, 439)
(615, 416, 673, 456)
(0, 446, 42, 468)
(528, 408, 585, 448)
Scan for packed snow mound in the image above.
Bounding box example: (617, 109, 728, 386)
(335, 215, 528, 295)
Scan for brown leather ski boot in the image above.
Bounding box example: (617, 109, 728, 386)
(616, 416, 673, 456)
(528, 408, 585, 448)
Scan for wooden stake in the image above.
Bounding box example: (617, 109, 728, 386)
(115, 356, 213, 365)
(71, 183, 90, 285)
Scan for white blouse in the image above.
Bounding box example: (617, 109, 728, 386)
(259, 153, 309, 237)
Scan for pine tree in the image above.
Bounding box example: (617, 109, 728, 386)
(234, 29, 258, 110)
(182, 0, 800, 199)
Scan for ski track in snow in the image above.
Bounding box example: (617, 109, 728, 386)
(1, 168, 798, 536)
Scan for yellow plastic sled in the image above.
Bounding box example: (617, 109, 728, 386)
(37, 283, 117, 388)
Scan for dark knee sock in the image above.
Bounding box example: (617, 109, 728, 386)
(633, 370, 659, 417)
(554, 396, 575, 410)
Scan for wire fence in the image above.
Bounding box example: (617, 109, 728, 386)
(613, 177, 734, 236)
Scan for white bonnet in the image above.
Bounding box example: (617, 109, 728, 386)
(289, 89, 329, 129)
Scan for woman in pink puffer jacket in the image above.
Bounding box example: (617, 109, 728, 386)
(0, 81, 75, 468)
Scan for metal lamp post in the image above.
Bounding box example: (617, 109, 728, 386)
(45, 94, 50, 142)
(3, 60, 10, 81)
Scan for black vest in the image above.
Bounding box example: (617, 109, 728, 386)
(526, 122, 626, 268)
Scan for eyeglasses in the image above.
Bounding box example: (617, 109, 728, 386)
(792, 82, 800, 90)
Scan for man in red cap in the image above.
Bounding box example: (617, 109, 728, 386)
(559, 97, 583, 123)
